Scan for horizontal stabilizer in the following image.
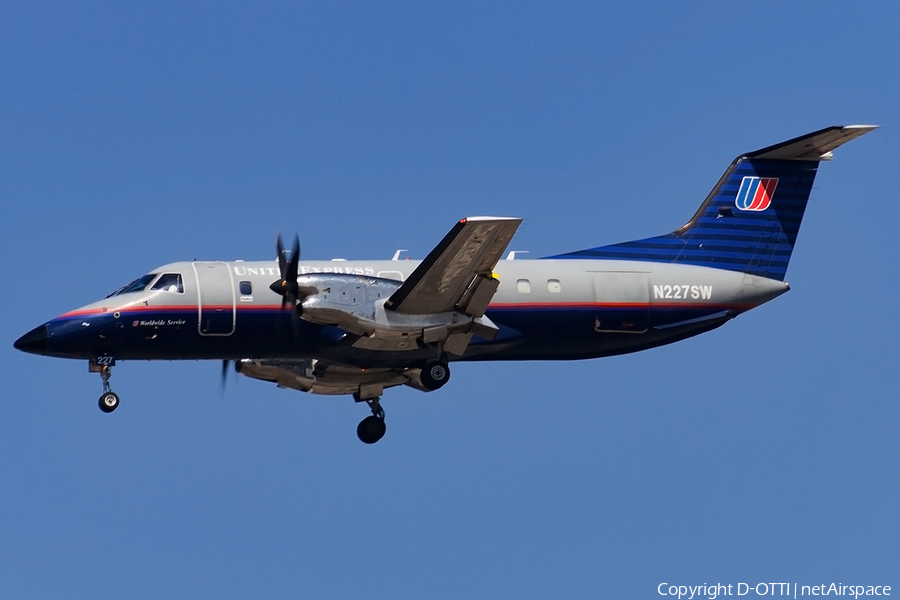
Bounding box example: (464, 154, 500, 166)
(748, 124, 878, 161)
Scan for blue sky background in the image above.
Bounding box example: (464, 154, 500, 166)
(2, 2, 898, 598)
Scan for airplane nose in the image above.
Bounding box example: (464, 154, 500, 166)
(13, 324, 48, 355)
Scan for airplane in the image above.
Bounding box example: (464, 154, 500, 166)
(14, 125, 876, 444)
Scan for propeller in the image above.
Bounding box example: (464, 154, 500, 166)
(269, 232, 303, 337)
(220, 359, 232, 391)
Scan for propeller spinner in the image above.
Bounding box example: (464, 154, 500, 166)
(269, 233, 303, 335)
(270, 233, 301, 305)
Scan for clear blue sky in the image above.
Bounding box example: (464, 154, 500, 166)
(2, 2, 897, 598)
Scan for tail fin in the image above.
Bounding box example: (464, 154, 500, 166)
(551, 125, 877, 281)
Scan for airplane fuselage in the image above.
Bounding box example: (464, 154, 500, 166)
(30, 258, 789, 366)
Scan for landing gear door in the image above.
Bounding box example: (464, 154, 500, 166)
(192, 262, 236, 336)
(591, 272, 649, 334)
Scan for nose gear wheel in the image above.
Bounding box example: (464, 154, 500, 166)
(99, 391, 119, 413)
(92, 361, 120, 413)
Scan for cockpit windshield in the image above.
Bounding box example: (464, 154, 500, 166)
(107, 274, 158, 298)
(150, 273, 184, 293)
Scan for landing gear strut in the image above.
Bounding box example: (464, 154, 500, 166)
(356, 396, 386, 444)
(90, 359, 120, 413)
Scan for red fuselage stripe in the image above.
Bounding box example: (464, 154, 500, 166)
(60, 301, 752, 319)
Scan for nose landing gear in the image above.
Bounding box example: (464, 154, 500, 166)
(90, 358, 119, 413)
(355, 396, 386, 444)
(99, 389, 119, 413)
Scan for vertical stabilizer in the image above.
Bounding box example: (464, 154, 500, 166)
(550, 125, 877, 281)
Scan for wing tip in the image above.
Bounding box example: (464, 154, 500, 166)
(464, 216, 523, 222)
(843, 124, 879, 131)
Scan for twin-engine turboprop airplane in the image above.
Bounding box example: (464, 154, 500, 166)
(14, 125, 876, 443)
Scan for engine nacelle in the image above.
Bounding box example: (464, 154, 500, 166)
(295, 274, 497, 354)
(235, 358, 413, 398)
(295, 273, 397, 332)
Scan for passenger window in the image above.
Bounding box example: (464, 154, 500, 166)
(547, 279, 561, 293)
(240, 281, 252, 295)
(150, 273, 184, 293)
(516, 279, 531, 293)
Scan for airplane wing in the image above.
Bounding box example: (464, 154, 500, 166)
(384, 216, 522, 317)
(236, 357, 440, 397)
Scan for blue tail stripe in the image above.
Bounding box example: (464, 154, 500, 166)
(547, 158, 820, 281)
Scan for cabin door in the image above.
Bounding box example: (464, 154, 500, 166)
(192, 262, 236, 336)
(591, 272, 650, 334)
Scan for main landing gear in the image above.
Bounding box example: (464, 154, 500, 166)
(356, 396, 386, 444)
(352, 360, 450, 444)
(420, 360, 450, 391)
(90, 358, 120, 413)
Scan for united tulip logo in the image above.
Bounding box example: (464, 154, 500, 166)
(735, 176, 778, 211)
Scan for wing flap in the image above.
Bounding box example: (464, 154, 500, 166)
(385, 217, 521, 315)
(455, 273, 500, 318)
